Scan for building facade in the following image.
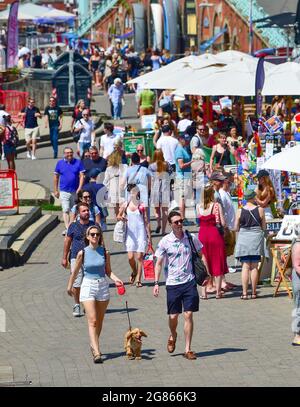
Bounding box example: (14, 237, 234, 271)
(77, 0, 289, 54)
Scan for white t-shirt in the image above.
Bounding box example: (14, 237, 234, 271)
(75, 119, 95, 143)
(177, 119, 192, 133)
(219, 188, 236, 230)
(100, 133, 123, 159)
(156, 135, 179, 165)
(0, 110, 9, 125)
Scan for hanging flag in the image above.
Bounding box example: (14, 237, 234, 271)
(255, 57, 265, 117)
(7, 1, 19, 68)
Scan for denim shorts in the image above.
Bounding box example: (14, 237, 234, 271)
(79, 277, 110, 302)
(166, 279, 199, 315)
(3, 144, 16, 155)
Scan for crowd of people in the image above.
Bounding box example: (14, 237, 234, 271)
(4, 46, 300, 360)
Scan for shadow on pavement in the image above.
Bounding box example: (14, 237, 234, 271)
(106, 307, 138, 314)
(171, 347, 247, 358)
(103, 348, 156, 361)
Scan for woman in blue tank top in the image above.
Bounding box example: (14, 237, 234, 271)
(67, 225, 123, 363)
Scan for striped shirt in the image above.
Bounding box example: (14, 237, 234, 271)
(155, 231, 203, 286)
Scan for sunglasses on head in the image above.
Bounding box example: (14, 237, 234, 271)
(90, 232, 100, 237)
(173, 219, 184, 225)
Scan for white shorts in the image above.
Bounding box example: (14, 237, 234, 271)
(79, 277, 110, 302)
(70, 258, 83, 288)
(174, 176, 192, 200)
(25, 127, 40, 142)
(60, 191, 76, 213)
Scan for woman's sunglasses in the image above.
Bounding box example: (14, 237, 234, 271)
(89, 232, 100, 237)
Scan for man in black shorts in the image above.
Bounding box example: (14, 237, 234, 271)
(153, 210, 209, 360)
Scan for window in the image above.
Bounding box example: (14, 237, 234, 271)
(187, 14, 197, 35)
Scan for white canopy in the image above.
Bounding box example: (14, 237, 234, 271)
(0, 3, 75, 22)
(262, 145, 300, 173)
(262, 62, 300, 96)
(0, 3, 51, 21)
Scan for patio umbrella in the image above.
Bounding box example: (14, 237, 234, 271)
(262, 145, 300, 173)
(175, 58, 274, 96)
(262, 62, 300, 95)
(127, 53, 222, 88)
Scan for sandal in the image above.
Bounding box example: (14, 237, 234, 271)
(216, 295, 223, 299)
(183, 351, 197, 360)
(129, 271, 138, 285)
(251, 293, 257, 299)
(240, 294, 248, 300)
(167, 333, 177, 353)
(136, 281, 143, 288)
(200, 295, 208, 300)
(90, 346, 103, 363)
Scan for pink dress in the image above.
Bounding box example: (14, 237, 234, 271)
(198, 210, 228, 277)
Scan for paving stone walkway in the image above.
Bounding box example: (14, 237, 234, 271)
(0, 219, 300, 387)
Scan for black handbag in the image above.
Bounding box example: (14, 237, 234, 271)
(186, 230, 209, 286)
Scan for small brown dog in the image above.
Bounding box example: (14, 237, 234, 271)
(124, 328, 147, 360)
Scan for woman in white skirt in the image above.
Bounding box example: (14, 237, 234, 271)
(117, 184, 152, 287)
(67, 225, 123, 363)
(103, 148, 127, 217)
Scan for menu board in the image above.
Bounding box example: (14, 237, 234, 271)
(0, 177, 13, 208)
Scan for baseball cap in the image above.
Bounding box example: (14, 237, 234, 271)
(89, 168, 101, 179)
(256, 169, 269, 179)
(244, 189, 256, 200)
(210, 172, 226, 181)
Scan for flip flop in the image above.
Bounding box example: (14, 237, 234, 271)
(129, 271, 138, 285)
(135, 281, 143, 288)
(200, 295, 208, 300)
(240, 294, 248, 300)
(292, 341, 300, 346)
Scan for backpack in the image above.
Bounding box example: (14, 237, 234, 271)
(6, 125, 19, 146)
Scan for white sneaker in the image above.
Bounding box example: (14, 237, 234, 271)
(26, 151, 31, 159)
(31, 155, 37, 160)
(228, 267, 237, 273)
(1, 153, 5, 160)
(72, 304, 82, 317)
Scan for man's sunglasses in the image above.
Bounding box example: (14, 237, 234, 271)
(89, 232, 100, 237)
(173, 219, 183, 225)
(137, 149, 143, 152)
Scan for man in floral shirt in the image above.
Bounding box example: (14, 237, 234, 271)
(153, 210, 208, 360)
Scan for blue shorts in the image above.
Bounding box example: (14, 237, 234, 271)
(239, 255, 261, 263)
(166, 279, 199, 315)
(3, 144, 16, 155)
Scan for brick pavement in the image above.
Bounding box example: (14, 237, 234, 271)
(0, 219, 300, 387)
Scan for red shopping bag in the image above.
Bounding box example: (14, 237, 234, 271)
(143, 244, 155, 280)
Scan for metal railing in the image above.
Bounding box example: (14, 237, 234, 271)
(77, 0, 119, 38)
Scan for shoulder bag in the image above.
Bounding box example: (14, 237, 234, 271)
(72, 119, 83, 143)
(186, 230, 209, 286)
(214, 203, 225, 236)
(113, 203, 129, 243)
